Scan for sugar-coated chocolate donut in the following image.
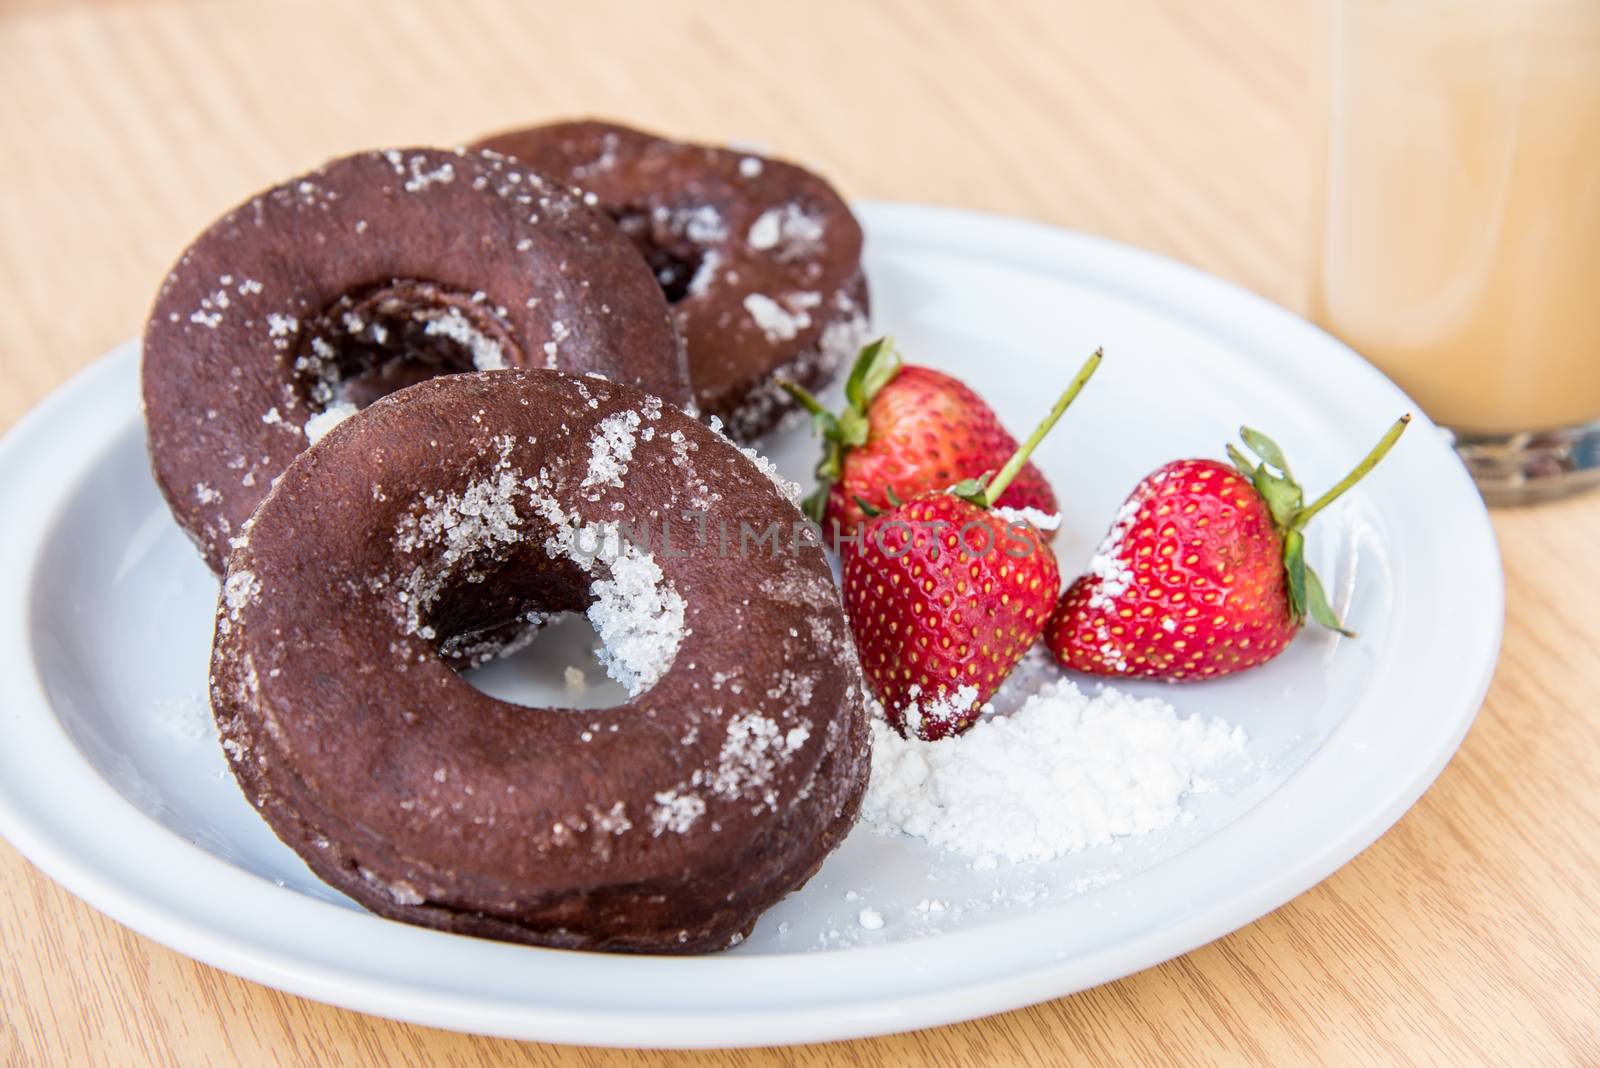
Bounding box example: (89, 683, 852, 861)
(472, 121, 870, 442)
(210, 369, 869, 953)
(144, 147, 691, 573)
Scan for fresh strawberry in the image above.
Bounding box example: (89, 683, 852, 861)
(782, 338, 1059, 535)
(1046, 418, 1410, 682)
(841, 351, 1102, 739)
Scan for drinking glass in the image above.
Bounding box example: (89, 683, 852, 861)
(1310, 0, 1600, 504)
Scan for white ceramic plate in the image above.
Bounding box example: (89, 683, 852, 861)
(0, 203, 1501, 1047)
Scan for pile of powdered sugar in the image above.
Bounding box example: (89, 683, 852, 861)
(861, 679, 1246, 865)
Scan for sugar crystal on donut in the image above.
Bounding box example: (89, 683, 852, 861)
(745, 203, 825, 259)
(580, 410, 643, 491)
(533, 501, 687, 697)
(743, 291, 821, 343)
(419, 306, 508, 371)
(303, 401, 357, 443)
(650, 789, 707, 835)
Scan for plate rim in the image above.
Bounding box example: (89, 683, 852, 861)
(0, 200, 1504, 1047)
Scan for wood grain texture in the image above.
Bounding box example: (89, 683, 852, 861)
(0, 1, 1595, 1064)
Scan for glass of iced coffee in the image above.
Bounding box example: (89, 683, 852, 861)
(1310, 0, 1600, 504)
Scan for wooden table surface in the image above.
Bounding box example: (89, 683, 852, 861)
(2, 1, 1596, 1064)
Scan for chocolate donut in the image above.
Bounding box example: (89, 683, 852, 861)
(143, 147, 691, 573)
(210, 369, 869, 953)
(472, 121, 870, 442)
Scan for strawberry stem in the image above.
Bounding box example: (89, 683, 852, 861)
(1291, 414, 1412, 530)
(777, 380, 834, 422)
(966, 349, 1102, 508)
(782, 337, 903, 522)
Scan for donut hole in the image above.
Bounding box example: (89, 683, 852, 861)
(610, 206, 709, 304)
(412, 525, 684, 712)
(465, 613, 635, 711)
(294, 280, 523, 417)
(428, 550, 591, 664)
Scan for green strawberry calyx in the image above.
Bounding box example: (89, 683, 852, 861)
(851, 486, 902, 519)
(949, 349, 1103, 509)
(779, 336, 903, 523)
(1226, 414, 1411, 636)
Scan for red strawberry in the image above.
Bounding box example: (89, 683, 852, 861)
(782, 338, 1059, 535)
(1046, 418, 1410, 682)
(841, 351, 1102, 739)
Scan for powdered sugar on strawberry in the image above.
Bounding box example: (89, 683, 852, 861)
(1086, 495, 1140, 610)
(901, 683, 982, 741)
(993, 506, 1063, 532)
